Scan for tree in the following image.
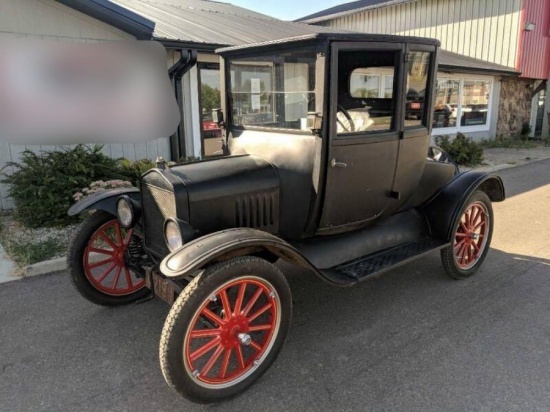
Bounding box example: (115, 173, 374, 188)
(201, 84, 221, 119)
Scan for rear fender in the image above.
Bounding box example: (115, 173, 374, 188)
(160, 228, 322, 280)
(422, 171, 505, 242)
(68, 188, 140, 217)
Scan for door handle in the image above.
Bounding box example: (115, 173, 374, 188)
(331, 158, 348, 168)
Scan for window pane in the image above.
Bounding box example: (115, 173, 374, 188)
(461, 80, 491, 126)
(350, 71, 380, 98)
(200, 67, 223, 157)
(433, 79, 460, 128)
(405, 51, 431, 127)
(229, 51, 316, 130)
(338, 50, 397, 134)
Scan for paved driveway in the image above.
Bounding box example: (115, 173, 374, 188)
(1, 160, 550, 412)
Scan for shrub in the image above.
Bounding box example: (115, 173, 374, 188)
(1, 145, 127, 228)
(118, 158, 155, 185)
(435, 133, 484, 166)
(520, 122, 532, 138)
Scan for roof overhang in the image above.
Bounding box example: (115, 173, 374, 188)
(297, 0, 416, 24)
(55, 0, 155, 39)
(438, 50, 520, 77)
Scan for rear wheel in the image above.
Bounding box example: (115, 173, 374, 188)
(441, 191, 493, 279)
(68, 211, 148, 306)
(159, 256, 292, 403)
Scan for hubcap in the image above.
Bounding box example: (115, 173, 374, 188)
(453, 201, 490, 270)
(184, 277, 281, 388)
(83, 220, 145, 296)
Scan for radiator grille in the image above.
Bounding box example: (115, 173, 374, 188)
(235, 193, 276, 229)
(141, 183, 176, 255)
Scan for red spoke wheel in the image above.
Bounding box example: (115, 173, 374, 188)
(160, 256, 292, 404)
(441, 190, 494, 279)
(68, 211, 149, 306)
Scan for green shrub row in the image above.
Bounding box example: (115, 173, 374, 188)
(1, 145, 156, 228)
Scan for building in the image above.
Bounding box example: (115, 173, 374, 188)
(298, 0, 550, 140)
(0, 0, 535, 208)
(0, 0, 338, 208)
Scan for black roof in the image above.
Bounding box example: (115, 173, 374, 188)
(218, 33, 518, 76)
(217, 32, 439, 54)
(296, 0, 412, 23)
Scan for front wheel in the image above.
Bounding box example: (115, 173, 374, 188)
(159, 256, 292, 403)
(68, 211, 149, 306)
(440, 191, 494, 279)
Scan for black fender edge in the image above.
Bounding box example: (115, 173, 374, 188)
(422, 171, 505, 242)
(159, 228, 331, 283)
(67, 187, 140, 217)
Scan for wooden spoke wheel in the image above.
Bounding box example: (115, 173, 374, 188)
(68, 211, 149, 306)
(441, 191, 494, 279)
(160, 256, 292, 403)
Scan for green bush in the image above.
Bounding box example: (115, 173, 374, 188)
(118, 158, 155, 185)
(435, 133, 484, 166)
(1, 145, 128, 228)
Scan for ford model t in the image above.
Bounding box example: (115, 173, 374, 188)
(68, 33, 505, 403)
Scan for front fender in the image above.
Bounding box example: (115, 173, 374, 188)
(160, 228, 322, 280)
(68, 187, 140, 216)
(422, 171, 505, 241)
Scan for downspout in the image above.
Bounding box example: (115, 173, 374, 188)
(168, 49, 198, 161)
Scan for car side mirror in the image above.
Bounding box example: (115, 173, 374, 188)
(212, 108, 224, 127)
(306, 112, 323, 134)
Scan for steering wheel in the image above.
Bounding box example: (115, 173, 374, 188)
(337, 104, 355, 133)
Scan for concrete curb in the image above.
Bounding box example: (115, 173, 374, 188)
(25, 257, 67, 278)
(1, 156, 549, 285)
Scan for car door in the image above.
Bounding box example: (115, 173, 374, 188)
(318, 42, 404, 232)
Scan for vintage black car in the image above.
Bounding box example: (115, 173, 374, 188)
(68, 33, 505, 403)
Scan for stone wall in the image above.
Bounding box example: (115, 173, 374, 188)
(496, 77, 535, 139)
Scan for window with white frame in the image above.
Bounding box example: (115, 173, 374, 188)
(433, 75, 493, 132)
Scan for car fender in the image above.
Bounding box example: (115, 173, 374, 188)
(422, 171, 505, 242)
(67, 187, 140, 217)
(160, 228, 323, 281)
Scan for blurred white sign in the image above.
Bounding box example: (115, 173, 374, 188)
(0, 39, 180, 144)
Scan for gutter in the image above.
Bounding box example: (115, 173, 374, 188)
(55, 0, 155, 39)
(168, 49, 198, 161)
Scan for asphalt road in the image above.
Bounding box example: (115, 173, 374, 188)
(1, 159, 550, 412)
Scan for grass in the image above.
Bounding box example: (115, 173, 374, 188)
(1, 238, 63, 267)
(0, 215, 63, 268)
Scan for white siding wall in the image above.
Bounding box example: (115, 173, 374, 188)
(0, 0, 172, 209)
(321, 0, 522, 69)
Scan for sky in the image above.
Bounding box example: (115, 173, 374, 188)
(228, 0, 349, 21)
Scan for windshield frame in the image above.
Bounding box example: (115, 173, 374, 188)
(224, 44, 326, 135)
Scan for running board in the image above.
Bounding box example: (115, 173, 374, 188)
(320, 238, 449, 286)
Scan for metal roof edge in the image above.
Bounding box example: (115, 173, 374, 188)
(296, 0, 416, 24)
(155, 38, 228, 52)
(438, 65, 520, 76)
(55, 0, 155, 39)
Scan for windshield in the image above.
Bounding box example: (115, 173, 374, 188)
(228, 50, 317, 130)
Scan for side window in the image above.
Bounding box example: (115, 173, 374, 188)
(405, 51, 432, 128)
(337, 50, 398, 135)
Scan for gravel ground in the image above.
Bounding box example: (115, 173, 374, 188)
(481, 146, 550, 166)
(0, 214, 79, 259)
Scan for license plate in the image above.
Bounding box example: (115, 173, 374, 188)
(411, 102, 421, 109)
(146, 271, 175, 305)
